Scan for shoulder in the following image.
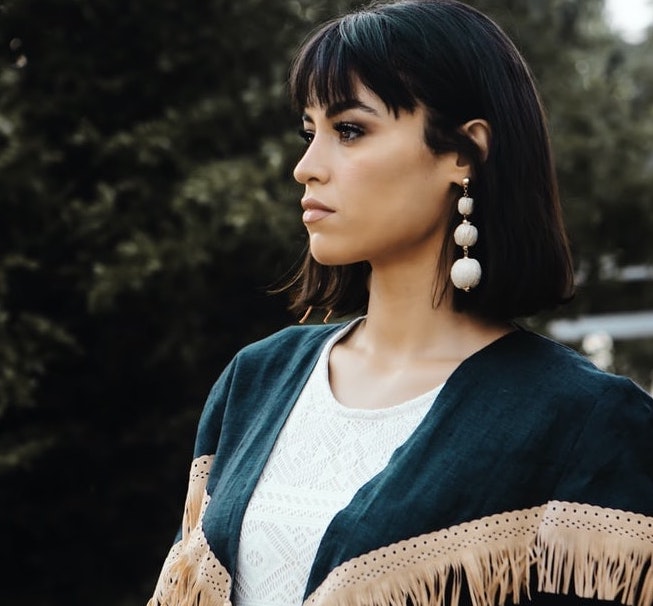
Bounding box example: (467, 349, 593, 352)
(194, 322, 345, 455)
(240, 322, 342, 354)
(534, 330, 650, 403)
(212, 321, 346, 389)
(513, 331, 653, 453)
(486, 328, 649, 402)
(474, 330, 653, 512)
(459, 328, 652, 433)
(203, 321, 342, 399)
(234, 322, 343, 367)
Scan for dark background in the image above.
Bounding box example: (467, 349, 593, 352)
(1, 1, 652, 604)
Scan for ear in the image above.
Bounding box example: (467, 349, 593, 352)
(458, 119, 492, 164)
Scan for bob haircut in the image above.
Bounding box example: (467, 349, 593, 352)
(284, 0, 574, 322)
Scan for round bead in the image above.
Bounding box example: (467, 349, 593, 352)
(453, 222, 478, 247)
(450, 257, 482, 290)
(457, 196, 474, 216)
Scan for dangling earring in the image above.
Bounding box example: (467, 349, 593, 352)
(450, 177, 481, 292)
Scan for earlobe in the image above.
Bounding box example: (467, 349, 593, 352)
(460, 119, 491, 163)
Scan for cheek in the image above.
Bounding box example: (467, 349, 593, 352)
(339, 152, 417, 198)
(353, 152, 447, 210)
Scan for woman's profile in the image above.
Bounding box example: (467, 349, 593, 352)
(147, 1, 653, 604)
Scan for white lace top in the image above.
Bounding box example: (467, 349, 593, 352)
(233, 320, 444, 606)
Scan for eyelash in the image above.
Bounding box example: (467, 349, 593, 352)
(335, 122, 364, 142)
(298, 122, 365, 145)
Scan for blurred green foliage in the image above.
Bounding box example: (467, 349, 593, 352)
(0, 0, 652, 604)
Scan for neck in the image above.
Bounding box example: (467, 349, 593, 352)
(352, 265, 512, 362)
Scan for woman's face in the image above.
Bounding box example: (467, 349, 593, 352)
(294, 80, 462, 270)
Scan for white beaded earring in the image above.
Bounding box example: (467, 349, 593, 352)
(450, 177, 482, 291)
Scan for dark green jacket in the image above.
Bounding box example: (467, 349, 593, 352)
(149, 323, 653, 606)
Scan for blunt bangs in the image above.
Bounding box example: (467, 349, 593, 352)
(290, 13, 417, 115)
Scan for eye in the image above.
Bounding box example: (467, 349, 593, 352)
(334, 122, 364, 142)
(298, 128, 314, 145)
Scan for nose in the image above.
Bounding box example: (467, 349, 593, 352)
(293, 138, 329, 185)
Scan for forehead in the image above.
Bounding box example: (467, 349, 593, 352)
(299, 68, 364, 111)
(301, 78, 412, 124)
(301, 80, 386, 117)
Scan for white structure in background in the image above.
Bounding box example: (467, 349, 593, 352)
(548, 310, 653, 342)
(581, 331, 614, 371)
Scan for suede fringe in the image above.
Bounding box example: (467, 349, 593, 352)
(304, 507, 542, 606)
(146, 473, 653, 606)
(304, 502, 653, 606)
(306, 544, 534, 606)
(536, 502, 653, 606)
(147, 455, 232, 606)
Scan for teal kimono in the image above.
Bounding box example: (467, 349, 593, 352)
(148, 324, 653, 606)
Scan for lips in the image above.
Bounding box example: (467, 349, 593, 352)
(301, 198, 335, 224)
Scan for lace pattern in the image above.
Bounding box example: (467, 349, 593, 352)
(233, 322, 443, 606)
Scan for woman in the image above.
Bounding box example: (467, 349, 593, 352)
(148, 1, 653, 605)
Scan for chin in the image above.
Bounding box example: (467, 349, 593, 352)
(308, 236, 368, 266)
(309, 248, 361, 267)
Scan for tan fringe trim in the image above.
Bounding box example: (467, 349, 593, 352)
(304, 501, 653, 606)
(536, 501, 653, 606)
(304, 507, 543, 606)
(147, 455, 232, 606)
(144, 465, 653, 606)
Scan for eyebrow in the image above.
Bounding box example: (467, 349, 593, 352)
(302, 99, 380, 122)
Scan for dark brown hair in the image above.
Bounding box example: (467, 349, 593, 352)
(283, 0, 574, 322)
